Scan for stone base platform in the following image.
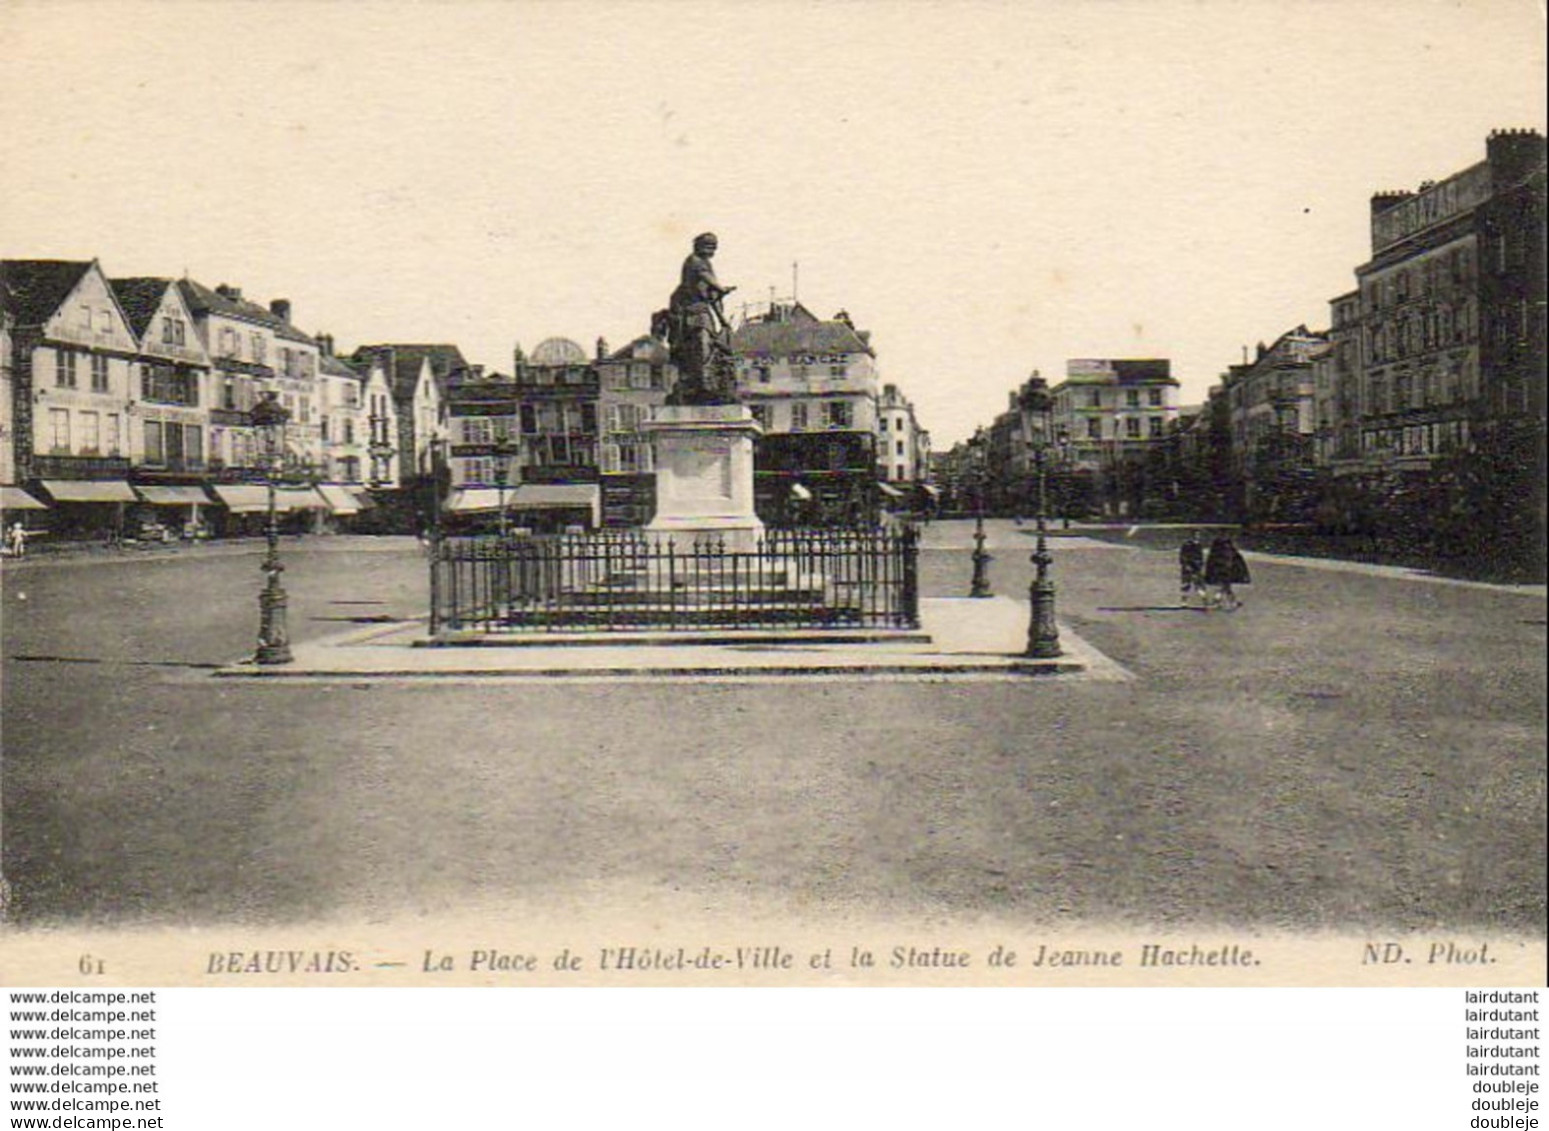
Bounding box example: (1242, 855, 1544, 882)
(212, 597, 1133, 683)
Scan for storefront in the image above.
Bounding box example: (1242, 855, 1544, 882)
(131, 484, 213, 540)
(446, 483, 601, 534)
(37, 479, 137, 540)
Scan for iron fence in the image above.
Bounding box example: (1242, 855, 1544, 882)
(430, 526, 919, 634)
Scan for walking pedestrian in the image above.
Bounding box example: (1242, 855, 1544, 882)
(6, 521, 28, 559)
(1204, 532, 1251, 611)
(1178, 531, 1207, 605)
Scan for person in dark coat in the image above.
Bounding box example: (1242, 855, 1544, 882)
(1204, 533, 1251, 610)
(1178, 531, 1206, 605)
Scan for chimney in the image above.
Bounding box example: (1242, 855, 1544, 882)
(596, 336, 609, 360)
(1487, 128, 1547, 189)
(1369, 190, 1413, 218)
(215, 283, 243, 301)
(316, 333, 333, 357)
(270, 298, 292, 323)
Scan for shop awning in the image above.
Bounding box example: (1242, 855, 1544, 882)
(790, 482, 812, 501)
(921, 483, 941, 497)
(40, 480, 137, 504)
(447, 488, 504, 514)
(135, 485, 211, 506)
(316, 484, 361, 515)
(212, 485, 329, 513)
(448, 484, 601, 525)
(211, 485, 271, 513)
(276, 487, 329, 511)
(1, 486, 47, 510)
(877, 482, 905, 499)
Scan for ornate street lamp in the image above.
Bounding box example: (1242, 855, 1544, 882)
(1020, 375, 1062, 658)
(967, 427, 992, 598)
(251, 390, 293, 665)
(492, 431, 520, 539)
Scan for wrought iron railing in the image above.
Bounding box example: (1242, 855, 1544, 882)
(430, 526, 919, 634)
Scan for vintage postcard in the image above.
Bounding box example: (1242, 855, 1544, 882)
(0, 0, 1544, 990)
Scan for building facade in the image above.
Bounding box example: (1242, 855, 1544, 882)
(731, 303, 880, 525)
(596, 335, 671, 527)
(1339, 129, 1546, 473)
(2, 260, 141, 533)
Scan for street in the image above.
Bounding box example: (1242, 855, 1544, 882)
(2, 524, 1544, 935)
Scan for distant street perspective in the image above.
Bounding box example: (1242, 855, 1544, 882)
(3, 524, 1543, 934)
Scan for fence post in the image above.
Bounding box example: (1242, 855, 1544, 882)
(429, 534, 443, 637)
(901, 523, 919, 627)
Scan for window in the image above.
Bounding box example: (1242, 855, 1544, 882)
(185, 425, 203, 468)
(344, 420, 355, 445)
(1148, 417, 1164, 439)
(1088, 390, 1101, 408)
(56, 349, 78, 388)
(829, 364, 846, 377)
(581, 403, 598, 434)
(79, 411, 100, 453)
(825, 401, 853, 429)
(144, 419, 164, 464)
(1086, 419, 1101, 440)
(49, 408, 70, 452)
(1125, 390, 1140, 408)
(791, 402, 809, 431)
(105, 414, 120, 455)
(1147, 388, 1162, 407)
(754, 365, 771, 383)
(1125, 417, 1141, 439)
(463, 418, 492, 445)
(895, 465, 906, 481)
(91, 354, 109, 392)
(750, 404, 770, 428)
(895, 440, 905, 455)
(251, 333, 267, 363)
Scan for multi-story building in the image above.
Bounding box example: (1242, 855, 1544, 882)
(2, 260, 141, 535)
(875, 382, 930, 492)
(315, 335, 370, 486)
(1219, 329, 1325, 460)
(111, 276, 215, 530)
(350, 343, 460, 483)
(731, 303, 880, 525)
(1337, 128, 1546, 472)
(1316, 290, 1362, 466)
(596, 335, 672, 527)
(1048, 358, 1179, 515)
(1052, 359, 1179, 464)
(445, 336, 602, 531)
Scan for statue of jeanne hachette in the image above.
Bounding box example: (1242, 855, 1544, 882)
(657, 232, 739, 406)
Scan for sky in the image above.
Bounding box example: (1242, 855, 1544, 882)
(2, 0, 1544, 446)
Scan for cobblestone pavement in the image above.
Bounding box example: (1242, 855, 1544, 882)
(2, 525, 1543, 935)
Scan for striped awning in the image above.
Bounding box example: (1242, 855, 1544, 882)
(40, 480, 137, 503)
(135, 485, 211, 506)
(877, 482, 905, 499)
(316, 484, 361, 515)
(0, 486, 47, 510)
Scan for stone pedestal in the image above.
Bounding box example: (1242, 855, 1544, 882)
(643, 404, 764, 551)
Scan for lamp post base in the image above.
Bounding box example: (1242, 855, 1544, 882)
(968, 515, 992, 598)
(257, 578, 293, 665)
(1026, 575, 1061, 658)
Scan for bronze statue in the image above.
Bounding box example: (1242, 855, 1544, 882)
(658, 232, 739, 405)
